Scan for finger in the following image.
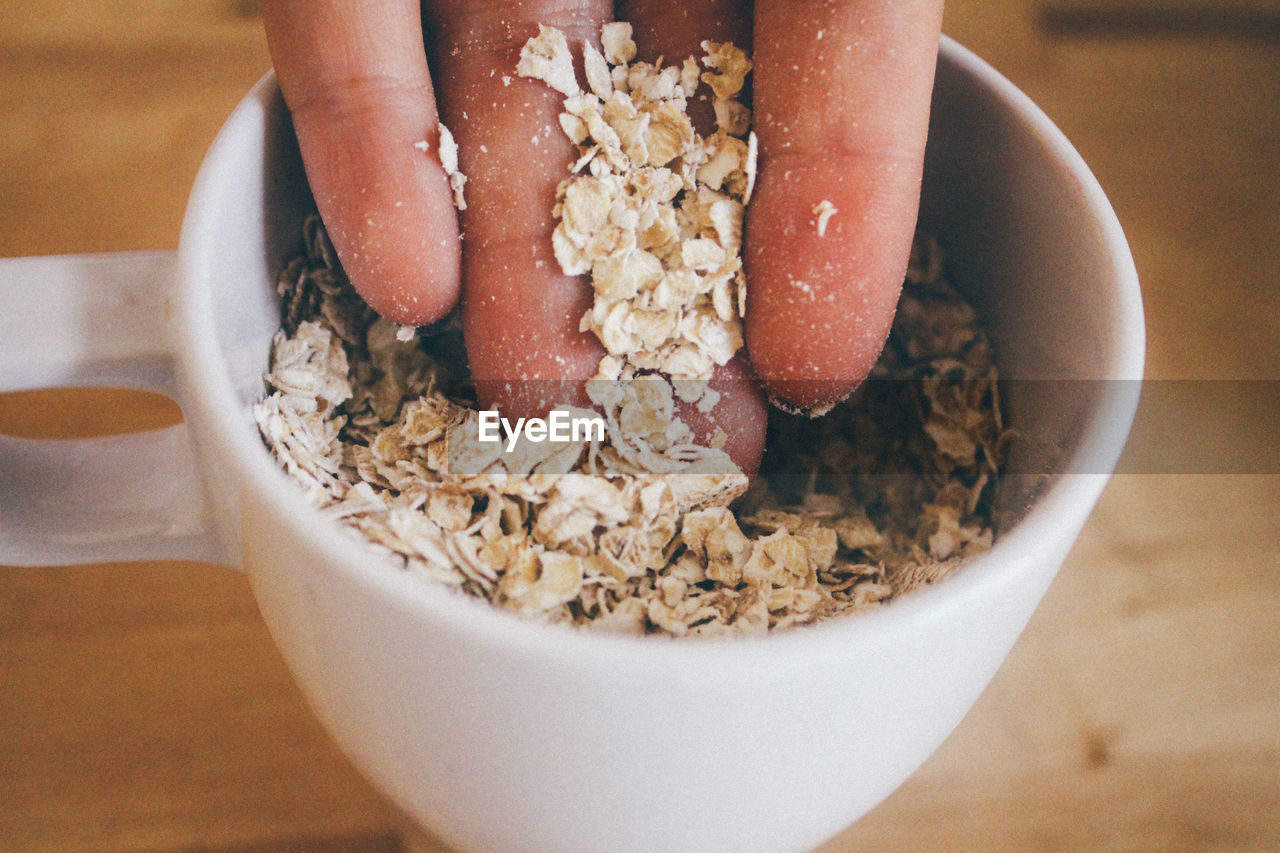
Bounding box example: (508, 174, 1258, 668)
(262, 0, 461, 326)
(421, 1, 610, 416)
(746, 0, 944, 411)
(619, 0, 767, 474)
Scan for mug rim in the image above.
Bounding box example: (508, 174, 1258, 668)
(175, 36, 1144, 667)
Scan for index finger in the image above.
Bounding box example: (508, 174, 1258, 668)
(745, 0, 944, 412)
(263, 0, 461, 325)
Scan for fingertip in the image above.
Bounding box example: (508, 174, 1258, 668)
(286, 101, 464, 326)
(311, 160, 462, 328)
(745, 155, 912, 413)
(312, 186, 462, 330)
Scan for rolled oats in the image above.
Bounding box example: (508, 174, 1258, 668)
(519, 25, 759, 405)
(515, 24, 580, 98)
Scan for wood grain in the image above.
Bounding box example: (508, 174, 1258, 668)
(2, 1, 1277, 850)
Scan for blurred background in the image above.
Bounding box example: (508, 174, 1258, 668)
(1, 1, 1277, 850)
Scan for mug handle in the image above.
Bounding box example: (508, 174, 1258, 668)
(0, 252, 235, 568)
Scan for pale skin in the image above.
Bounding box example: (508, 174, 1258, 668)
(262, 0, 945, 475)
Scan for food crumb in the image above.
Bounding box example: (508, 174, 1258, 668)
(414, 125, 467, 211)
(813, 199, 838, 236)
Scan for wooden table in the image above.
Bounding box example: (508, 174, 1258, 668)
(2, 2, 1277, 850)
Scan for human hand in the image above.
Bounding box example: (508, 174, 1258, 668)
(262, 1, 944, 474)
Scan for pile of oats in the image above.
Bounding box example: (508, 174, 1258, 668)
(518, 23, 756, 407)
(255, 217, 1008, 636)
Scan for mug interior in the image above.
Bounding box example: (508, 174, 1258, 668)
(920, 46, 1143, 524)
(180, 37, 1141, 626)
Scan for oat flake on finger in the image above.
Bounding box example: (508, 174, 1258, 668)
(518, 23, 756, 405)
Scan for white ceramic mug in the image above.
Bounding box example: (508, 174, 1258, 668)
(0, 38, 1143, 853)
